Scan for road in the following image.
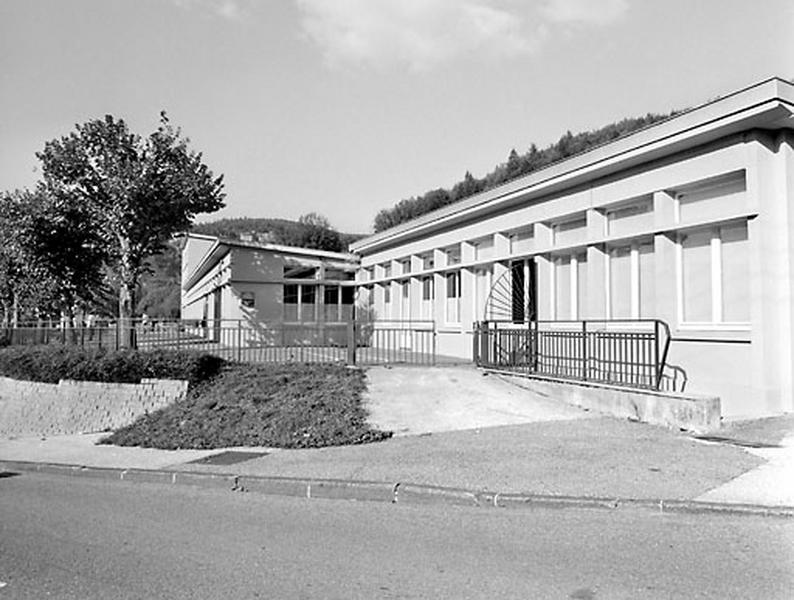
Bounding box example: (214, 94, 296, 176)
(0, 472, 792, 599)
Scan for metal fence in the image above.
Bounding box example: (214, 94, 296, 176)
(0, 319, 437, 367)
(473, 319, 685, 392)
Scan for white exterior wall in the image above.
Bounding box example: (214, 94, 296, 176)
(354, 129, 794, 417)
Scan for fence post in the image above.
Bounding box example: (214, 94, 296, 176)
(654, 320, 661, 390)
(346, 320, 356, 365)
(581, 321, 588, 381)
(237, 320, 243, 362)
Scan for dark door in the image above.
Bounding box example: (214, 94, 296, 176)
(511, 259, 537, 323)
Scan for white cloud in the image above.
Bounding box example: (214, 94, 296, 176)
(541, 0, 629, 26)
(295, 0, 629, 71)
(172, 0, 246, 21)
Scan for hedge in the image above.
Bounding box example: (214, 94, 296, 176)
(0, 345, 224, 386)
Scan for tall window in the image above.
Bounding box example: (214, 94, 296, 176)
(300, 285, 315, 321)
(678, 222, 749, 326)
(284, 284, 299, 321)
(323, 285, 355, 321)
(421, 276, 434, 319)
(608, 242, 655, 319)
(400, 280, 411, 320)
(553, 253, 586, 320)
(445, 271, 461, 324)
(324, 286, 339, 321)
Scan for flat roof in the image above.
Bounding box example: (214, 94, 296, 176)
(352, 77, 794, 255)
(183, 233, 358, 291)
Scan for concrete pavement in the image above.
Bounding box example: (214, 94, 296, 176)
(1, 366, 792, 514)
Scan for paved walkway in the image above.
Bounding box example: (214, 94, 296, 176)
(363, 365, 590, 435)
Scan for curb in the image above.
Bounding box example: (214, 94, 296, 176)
(2, 460, 793, 519)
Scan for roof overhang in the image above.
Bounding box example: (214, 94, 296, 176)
(351, 77, 794, 256)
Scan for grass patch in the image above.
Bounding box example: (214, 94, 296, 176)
(99, 363, 392, 449)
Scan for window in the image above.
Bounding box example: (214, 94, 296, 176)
(283, 265, 318, 279)
(473, 237, 494, 261)
(678, 221, 749, 326)
(606, 197, 653, 236)
(445, 271, 461, 324)
(421, 276, 434, 319)
(341, 286, 355, 321)
(322, 285, 356, 321)
(553, 253, 586, 320)
(300, 285, 316, 321)
(324, 285, 339, 321)
(422, 254, 435, 270)
(608, 242, 655, 319)
(283, 284, 299, 321)
(446, 246, 461, 266)
(401, 259, 411, 276)
(553, 215, 587, 246)
(507, 229, 533, 255)
(675, 172, 746, 224)
(400, 280, 410, 320)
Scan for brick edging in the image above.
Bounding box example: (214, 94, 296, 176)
(2, 460, 792, 519)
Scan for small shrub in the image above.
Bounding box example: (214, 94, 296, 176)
(0, 345, 224, 386)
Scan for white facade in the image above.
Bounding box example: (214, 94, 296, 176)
(351, 77, 794, 418)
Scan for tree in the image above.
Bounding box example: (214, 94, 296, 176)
(295, 212, 344, 252)
(36, 113, 225, 343)
(1, 188, 106, 326)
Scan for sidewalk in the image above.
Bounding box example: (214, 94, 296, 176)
(2, 365, 792, 513)
(2, 414, 792, 513)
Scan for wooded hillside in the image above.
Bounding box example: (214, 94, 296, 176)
(373, 111, 679, 232)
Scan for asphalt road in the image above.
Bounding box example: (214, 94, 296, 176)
(0, 472, 792, 599)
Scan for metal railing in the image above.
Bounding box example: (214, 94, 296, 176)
(473, 319, 685, 392)
(0, 318, 437, 367)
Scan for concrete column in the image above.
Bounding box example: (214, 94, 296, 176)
(460, 242, 476, 330)
(494, 232, 510, 259)
(433, 248, 446, 324)
(654, 190, 677, 229)
(653, 232, 677, 328)
(747, 132, 794, 414)
(585, 210, 607, 320)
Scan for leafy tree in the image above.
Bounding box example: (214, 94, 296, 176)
(0, 188, 106, 325)
(36, 113, 225, 343)
(294, 212, 344, 252)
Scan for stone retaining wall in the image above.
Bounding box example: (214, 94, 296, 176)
(0, 377, 188, 437)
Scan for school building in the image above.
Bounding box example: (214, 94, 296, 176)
(350, 77, 794, 418)
(181, 233, 358, 334)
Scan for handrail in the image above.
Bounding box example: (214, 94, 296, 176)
(473, 318, 683, 392)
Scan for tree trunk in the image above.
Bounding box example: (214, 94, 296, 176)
(118, 280, 135, 349)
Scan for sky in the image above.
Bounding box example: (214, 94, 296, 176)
(1, 1, 793, 235)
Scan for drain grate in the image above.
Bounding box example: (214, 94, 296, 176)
(189, 451, 268, 466)
(693, 435, 780, 449)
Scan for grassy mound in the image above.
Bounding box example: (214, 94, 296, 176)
(99, 363, 392, 449)
(0, 345, 224, 386)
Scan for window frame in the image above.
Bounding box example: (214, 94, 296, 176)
(675, 221, 750, 331)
